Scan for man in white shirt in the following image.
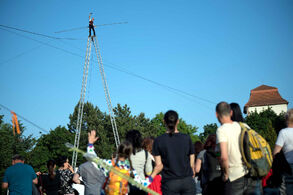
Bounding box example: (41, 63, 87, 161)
(274, 108, 293, 195)
(216, 102, 252, 195)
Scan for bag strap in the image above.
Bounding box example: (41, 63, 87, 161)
(239, 122, 251, 168)
(145, 149, 148, 163)
(144, 150, 149, 176)
(103, 159, 116, 190)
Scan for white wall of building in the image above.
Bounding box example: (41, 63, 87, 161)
(247, 104, 288, 115)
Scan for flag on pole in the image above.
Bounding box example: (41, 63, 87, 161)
(11, 111, 20, 135)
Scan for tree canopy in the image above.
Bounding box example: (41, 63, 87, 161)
(0, 118, 36, 188)
(1, 101, 287, 185)
(245, 108, 286, 150)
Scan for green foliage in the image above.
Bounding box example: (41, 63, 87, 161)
(29, 126, 74, 172)
(69, 102, 114, 160)
(150, 113, 166, 137)
(0, 102, 201, 180)
(0, 121, 36, 191)
(199, 123, 218, 142)
(0, 114, 3, 125)
(178, 118, 199, 142)
(245, 108, 286, 150)
(150, 112, 199, 142)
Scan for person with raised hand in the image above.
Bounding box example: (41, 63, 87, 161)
(86, 130, 155, 195)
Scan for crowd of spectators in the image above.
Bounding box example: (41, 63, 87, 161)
(2, 105, 293, 195)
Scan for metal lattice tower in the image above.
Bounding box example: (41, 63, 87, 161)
(93, 36, 120, 149)
(72, 36, 120, 168)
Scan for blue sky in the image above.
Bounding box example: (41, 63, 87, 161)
(0, 0, 292, 137)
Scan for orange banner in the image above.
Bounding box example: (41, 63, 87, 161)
(11, 111, 20, 135)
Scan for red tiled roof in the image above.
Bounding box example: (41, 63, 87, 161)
(251, 85, 277, 91)
(245, 85, 288, 108)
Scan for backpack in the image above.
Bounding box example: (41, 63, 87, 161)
(239, 122, 273, 178)
(201, 148, 221, 187)
(105, 160, 130, 195)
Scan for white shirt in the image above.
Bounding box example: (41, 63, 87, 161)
(275, 127, 293, 164)
(216, 122, 247, 181)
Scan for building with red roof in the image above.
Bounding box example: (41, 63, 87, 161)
(244, 85, 288, 115)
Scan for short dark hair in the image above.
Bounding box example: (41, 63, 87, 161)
(57, 156, 68, 167)
(216, 102, 231, 117)
(12, 154, 24, 161)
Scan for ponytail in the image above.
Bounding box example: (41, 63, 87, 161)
(47, 160, 56, 180)
(164, 110, 179, 135)
(116, 141, 134, 177)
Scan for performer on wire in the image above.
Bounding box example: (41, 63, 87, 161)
(89, 13, 96, 37)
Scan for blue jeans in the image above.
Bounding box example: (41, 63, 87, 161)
(223, 175, 262, 195)
(162, 176, 196, 195)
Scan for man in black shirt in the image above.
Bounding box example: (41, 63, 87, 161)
(89, 13, 95, 37)
(152, 110, 196, 195)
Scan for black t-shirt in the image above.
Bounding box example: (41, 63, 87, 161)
(152, 132, 195, 181)
(39, 173, 60, 195)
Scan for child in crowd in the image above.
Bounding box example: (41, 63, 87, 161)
(86, 130, 154, 195)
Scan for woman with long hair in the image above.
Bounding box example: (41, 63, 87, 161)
(57, 156, 75, 195)
(195, 134, 222, 195)
(194, 141, 204, 195)
(125, 130, 153, 195)
(152, 110, 196, 194)
(126, 130, 153, 178)
(230, 103, 244, 122)
(39, 160, 60, 195)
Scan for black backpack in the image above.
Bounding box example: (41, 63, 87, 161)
(201, 148, 221, 185)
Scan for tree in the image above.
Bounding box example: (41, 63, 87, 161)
(0, 114, 3, 125)
(245, 108, 286, 150)
(113, 104, 156, 139)
(113, 104, 136, 139)
(68, 102, 201, 166)
(150, 112, 199, 142)
(0, 120, 35, 190)
(199, 123, 218, 142)
(68, 102, 114, 160)
(29, 126, 74, 172)
(149, 113, 166, 137)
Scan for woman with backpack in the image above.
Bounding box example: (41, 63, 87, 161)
(194, 141, 204, 195)
(125, 130, 153, 195)
(195, 134, 222, 195)
(152, 110, 196, 195)
(86, 130, 154, 195)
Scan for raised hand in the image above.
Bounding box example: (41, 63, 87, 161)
(88, 130, 99, 144)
